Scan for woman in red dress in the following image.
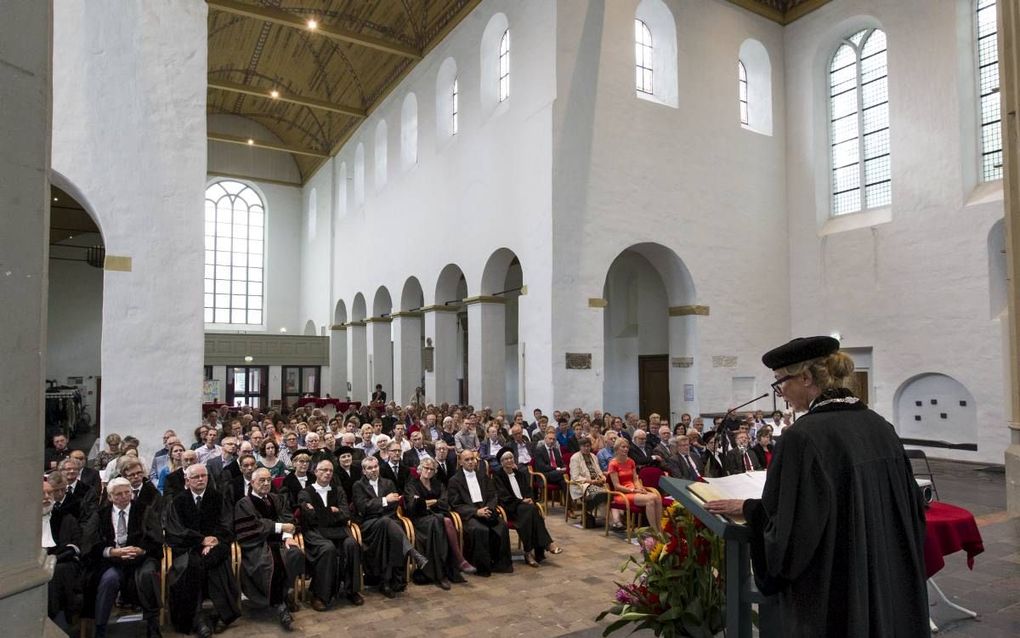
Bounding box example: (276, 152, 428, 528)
(606, 437, 663, 530)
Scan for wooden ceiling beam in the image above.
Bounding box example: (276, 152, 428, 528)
(208, 78, 366, 118)
(208, 132, 329, 158)
(207, 0, 422, 60)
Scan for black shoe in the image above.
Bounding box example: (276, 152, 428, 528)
(393, 580, 407, 593)
(493, 564, 514, 574)
(449, 571, 467, 584)
(346, 592, 365, 606)
(379, 583, 396, 599)
(436, 578, 452, 590)
(310, 596, 328, 612)
(212, 617, 231, 634)
(285, 596, 299, 613)
(475, 569, 491, 577)
(194, 622, 213, 638)
(278, 606, 294, 631)
(408, 548, 429, 571)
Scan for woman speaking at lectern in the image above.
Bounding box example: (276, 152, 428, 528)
(706, 336, 928, 637)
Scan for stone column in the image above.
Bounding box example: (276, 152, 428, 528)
(466, 296, 507, 412)
(998, 0, 1020, 513)
(346, 321, 368, 403)
(392, 311, 423, 407)
(330, 324, 348, 399)
(0, 1, 63, 634)
(667, 305, 708, 422)
(423, 306, 459, 404)
(366, 317, 393, 401)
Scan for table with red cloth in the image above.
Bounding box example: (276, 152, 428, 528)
(295, 397, 361, 412)
(202, 402, 227, 413)
(924, 501, 984, 579)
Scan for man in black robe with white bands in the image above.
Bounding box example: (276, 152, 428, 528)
(707, 336, 928, 638)
(447, 449, 512, 576)
(234, 468, 303, 630)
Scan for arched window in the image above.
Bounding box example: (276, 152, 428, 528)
(829, 28, 890, 216)
(401, 93, 418, 170)
(336, 160, 347, 218)
(498, 29, 510, 102)
(204, 180, 264, 326)
(354, 143, 365, 206)
(375, 120, 388, 189)
(737, 60, 748, 125)
(977, 0, 1001, 181)
(452, 77, 460, 134)
(634, 0, 678, 108)
(635, 20, 653, 95)
(307, 188, 317, 241)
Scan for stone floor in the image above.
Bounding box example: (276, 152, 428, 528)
(89, 457, 1017, 637)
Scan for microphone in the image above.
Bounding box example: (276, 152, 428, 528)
(718, 393, 770, 430)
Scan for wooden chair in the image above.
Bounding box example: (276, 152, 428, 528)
(395, 499, 417, 582)
(606, 486, 663, 542)
(638, 466, 674, 507)
(497, 502, 547, 553)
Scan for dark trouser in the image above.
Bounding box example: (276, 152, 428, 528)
(309, 536, 361, 603)
(543, 470, 566, 491)
(95, 560, 160, 627)
(463, 515, 512, 574)
(47, 561, 79, 620)
(168, 545, 241, 633)
(509, 502, 553, 558)
(411, 512, 449, 582)
(361, 516, 411, 586)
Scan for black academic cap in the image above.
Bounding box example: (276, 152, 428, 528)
(702, 431, 717, 444)
(335, 445, 355, 456)
(496, 446, 515, 462)
(761, 336, 840, 370)
(291, 448, 312, 459)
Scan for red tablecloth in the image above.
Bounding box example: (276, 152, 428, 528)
(296, 397, 361, 412)
(202, 402, 227, 413)
(924, 501, 984, 578)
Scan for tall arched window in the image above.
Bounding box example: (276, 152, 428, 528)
(375, 120, 388, 189)
(738, 60, 748, 125)
(829, 28, 890, 216)
(354, 143, 365, 206)
(436, 57, 458, 137)
(498, 29, 510, 102)
(977, 0, 1001, 181)
(204, 180, 264, 326)
(452, 77, 460, 134)
(635, 20, 653, 95)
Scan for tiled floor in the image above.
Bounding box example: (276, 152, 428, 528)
(94, 458, 1017, 637)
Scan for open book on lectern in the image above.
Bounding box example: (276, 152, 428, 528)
(687, 471, 767, 524)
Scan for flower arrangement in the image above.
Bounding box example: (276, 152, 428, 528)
(597, 503, 727, 638)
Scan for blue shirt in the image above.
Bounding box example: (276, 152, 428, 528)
(596, 447, 614, 471)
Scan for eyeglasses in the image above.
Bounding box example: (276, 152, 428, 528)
(771, 375, 795, 395)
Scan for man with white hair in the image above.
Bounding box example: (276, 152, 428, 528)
(43, 471, 82, 632)
(83, 477, 163, 637)
(234, 468, 303, 630)
(164, 463, 241, 637)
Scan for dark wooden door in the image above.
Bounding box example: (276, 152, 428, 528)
(638, 355, 670, 420)
(850, 370, 869, 406)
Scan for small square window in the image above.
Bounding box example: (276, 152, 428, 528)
(914, 400, 922, 407)
(959, 400, 967, 407)
(914, 415, 921, 421)
(930, 399, 938, 405)
(939, 413, 947, 419)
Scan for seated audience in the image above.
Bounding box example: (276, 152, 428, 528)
(234, 468, 303, 630)
(353, 456, 428, 598)
(478, 424, 506, 472)
(377, 441, 411, 492)
(606, 438, 663, 531)
(45, 432, 71, 471)
(93, 432, 123, 471)
(148, 430, 178, 483)
(447, 450, 513, 577)
(749, 426, 774, 469)
(194, 428, 221, 464)
(663, 435, 703, 481)
(227, 454, 258, 503)
(163, 449, 197, 503)
(568, 437, 614, 527)
(164, 463, 241, 637)
(43, 472, 82, 632)
(723, 431, 762, 475)
(403, 456, 474, 588)
(493, 448, 562, 567)
(83, 477, 163, 638)
(205, 437, 239, 485)
(433, 440, 457, 484)
(627, 429, 656, 470)
(597, 430, 618, 471)
(534, 430, 568, 495)
(257, 439, 288, 478)
(280, 450, 313, 507)
(401, 430, 434, 468)
(298, 460, 364, 610)
(57, 456, 98, 525)
(156, 441, 186, 494)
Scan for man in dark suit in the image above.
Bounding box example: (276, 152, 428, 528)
(70, 449, 101, 492)
(43, 472, 83, 632)
(627, 429, 657, 470)
(55, 457, 97, 528)
(508, 425, 535, 466)
(649, 426, 674, 466)
(700, 431, 727, 478)
(377, 441, 411, 492)
(663, 435, 704, 482)
(401, 430, 434, 469)
(205, 436, 240, 487)
(533, 430, 567, 493)
(227, 454, 258, 504)
(83, 477, 163, 637)
(164, 463, 241, 637)
(432, 440, 457, 485)
(45, 432, 72, 471)
(723, 432, 762, 475)
(298, 460, 364, 610)
(478, 424, 506, 472)
(446, 450, 512, 576)
(352, 456, 427, 597)
(234, 468, 303, 630)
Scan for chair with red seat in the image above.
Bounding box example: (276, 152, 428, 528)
(638, 466, 674, 507)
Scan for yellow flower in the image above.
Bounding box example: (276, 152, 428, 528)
(649, 542, 665, 562)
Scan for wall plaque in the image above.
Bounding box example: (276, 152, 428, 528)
(423, 347, 435, 372)
(565, 353, 592, 369)
(712, 355, 738, 368)
(671, 357, 694, 368)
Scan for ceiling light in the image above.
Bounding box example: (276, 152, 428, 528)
(244, 355, 254, 362)
(270, 89, 280, 99)
(306, 19, 318, 30)
(247, 138, 254, 145)
(279, 327, 287, 333)
(53, 197, 59, 202)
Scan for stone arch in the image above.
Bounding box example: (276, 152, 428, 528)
(334, 299, 348, 325)
(372, 286, 393, 317)
(351, 292, 367, 321)
(893, 373, 977, 448)
(477, 248, 524, 412)
(431, 264, 469, 404)
(602, 243, 698, 421)
(435, 263, 469, 305)
(369, 286, 394, 396)
(303, 319, 317, 335)
(401, 276, 425, 311)
(330, 299, 349, 398)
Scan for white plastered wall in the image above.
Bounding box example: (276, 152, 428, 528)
(52, 0, 208, 461)
(784, 0, 1006, 463)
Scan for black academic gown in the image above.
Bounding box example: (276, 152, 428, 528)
(280, 471, 310, 509)
(351, 477, 409, 586)
(741, 394, 928, 638)
(234, 493, 304, 608)
(297, 483, 362, 603)
(446, 469, 511, 575)
(45, 511, 82, 620)
(493, 467, 553, 559)
(402, 477, 452, 582)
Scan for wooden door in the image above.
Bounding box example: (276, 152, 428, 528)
(850, 370, 869, 405)
(638, 355, 670, 420)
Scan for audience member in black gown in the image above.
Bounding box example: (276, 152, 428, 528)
(492, 447, 562, 567)
(43, 472, 82, 632)
(446, 450, 512, 577)
(279, 450, 312, 507)
(402, 456, 473, 589)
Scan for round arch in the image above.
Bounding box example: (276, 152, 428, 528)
(373, 286, 393, 317)
(351, 293, 367, 321)
(401, 276, 425, 311)
(893, 372, 977, 446)
(435, 263, 469, 305)
(334, 299, 348, 325)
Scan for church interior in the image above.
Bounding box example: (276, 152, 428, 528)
(2, 0, 1019, 636)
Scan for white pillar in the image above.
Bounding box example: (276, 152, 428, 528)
(467, 297, 506, 412)
(393, 312, 422, 406)
(667, 306, 704, 422)
(366, 317, 393, 400)
(347, 321, 368, 402)
(423, 306, 459, 404)
(330, 325, 348, 399)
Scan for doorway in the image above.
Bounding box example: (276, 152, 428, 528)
(638, 355, 670, 420)
(226, 365, 268, 408)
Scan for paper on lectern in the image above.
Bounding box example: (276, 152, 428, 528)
(687, 471, 767, 523)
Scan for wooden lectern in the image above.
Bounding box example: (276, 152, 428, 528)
(659, 476, 782, 638)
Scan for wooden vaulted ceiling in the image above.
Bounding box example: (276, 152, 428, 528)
(207, 0, 828, 184)
(207, 0, 480, 182)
